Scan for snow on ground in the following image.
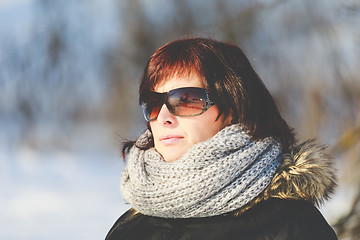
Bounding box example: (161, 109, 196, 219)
(0, 146, 129, 240)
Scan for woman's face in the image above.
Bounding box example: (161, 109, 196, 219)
(150, 73, 229, 162)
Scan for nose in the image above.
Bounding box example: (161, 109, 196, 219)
(156, 104, 177, 125)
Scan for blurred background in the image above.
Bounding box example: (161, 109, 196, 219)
(0, 0, 359, 239)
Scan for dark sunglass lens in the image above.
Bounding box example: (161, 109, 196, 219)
(142, 92, 165, 121)
(142, 88, 212, 121)
(168, 88, 207, 117)
(149, 103, 161, 120)
(142, 102, 162, 121)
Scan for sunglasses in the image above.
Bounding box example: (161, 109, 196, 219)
(141, 87, 215, 121)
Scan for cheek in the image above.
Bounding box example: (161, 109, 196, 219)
(186, 110, 226, 144)
(149, 122, 160, 140)
(187, 125, 218, 144)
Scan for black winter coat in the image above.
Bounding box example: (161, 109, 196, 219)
(106, 140, 338, 239)
(106, 198, 337, 240)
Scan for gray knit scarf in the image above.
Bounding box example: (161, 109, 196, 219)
(120, 124, 283, 218)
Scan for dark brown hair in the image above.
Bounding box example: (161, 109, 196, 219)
(123, 37, 295, 158)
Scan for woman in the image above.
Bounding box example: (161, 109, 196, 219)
(106, 37, 337, 239)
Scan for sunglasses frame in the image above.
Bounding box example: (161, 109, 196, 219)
(141, 87, 215, 121)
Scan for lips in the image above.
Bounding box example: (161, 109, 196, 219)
(159, 135, 184, 146)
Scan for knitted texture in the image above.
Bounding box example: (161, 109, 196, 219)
(120, 124, 283, 218)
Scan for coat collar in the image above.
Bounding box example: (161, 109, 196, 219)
(235, 140, 337, 215)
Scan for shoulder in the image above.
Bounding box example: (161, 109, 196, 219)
(106, 208, 181, 240)
(105, 208, 146, 240)
(105, 199, 337, 240)
(242, 198, 338, 240)
(248, 197, 323, 218)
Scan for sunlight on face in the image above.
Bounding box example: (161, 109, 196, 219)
(150, 73, 230, 162)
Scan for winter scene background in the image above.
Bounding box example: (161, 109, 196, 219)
(1, 0, 359, 239)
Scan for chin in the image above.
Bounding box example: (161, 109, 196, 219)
(162, 152, 183, 162)
(163, 155, 179, 162)
(158, 146, 187, 162)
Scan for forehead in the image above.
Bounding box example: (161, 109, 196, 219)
(154, 72, 204, 93)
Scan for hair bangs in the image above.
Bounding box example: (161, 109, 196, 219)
(148, 44, 202, 90)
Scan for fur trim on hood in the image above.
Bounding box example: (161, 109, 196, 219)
(235, 140, 337, 216)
